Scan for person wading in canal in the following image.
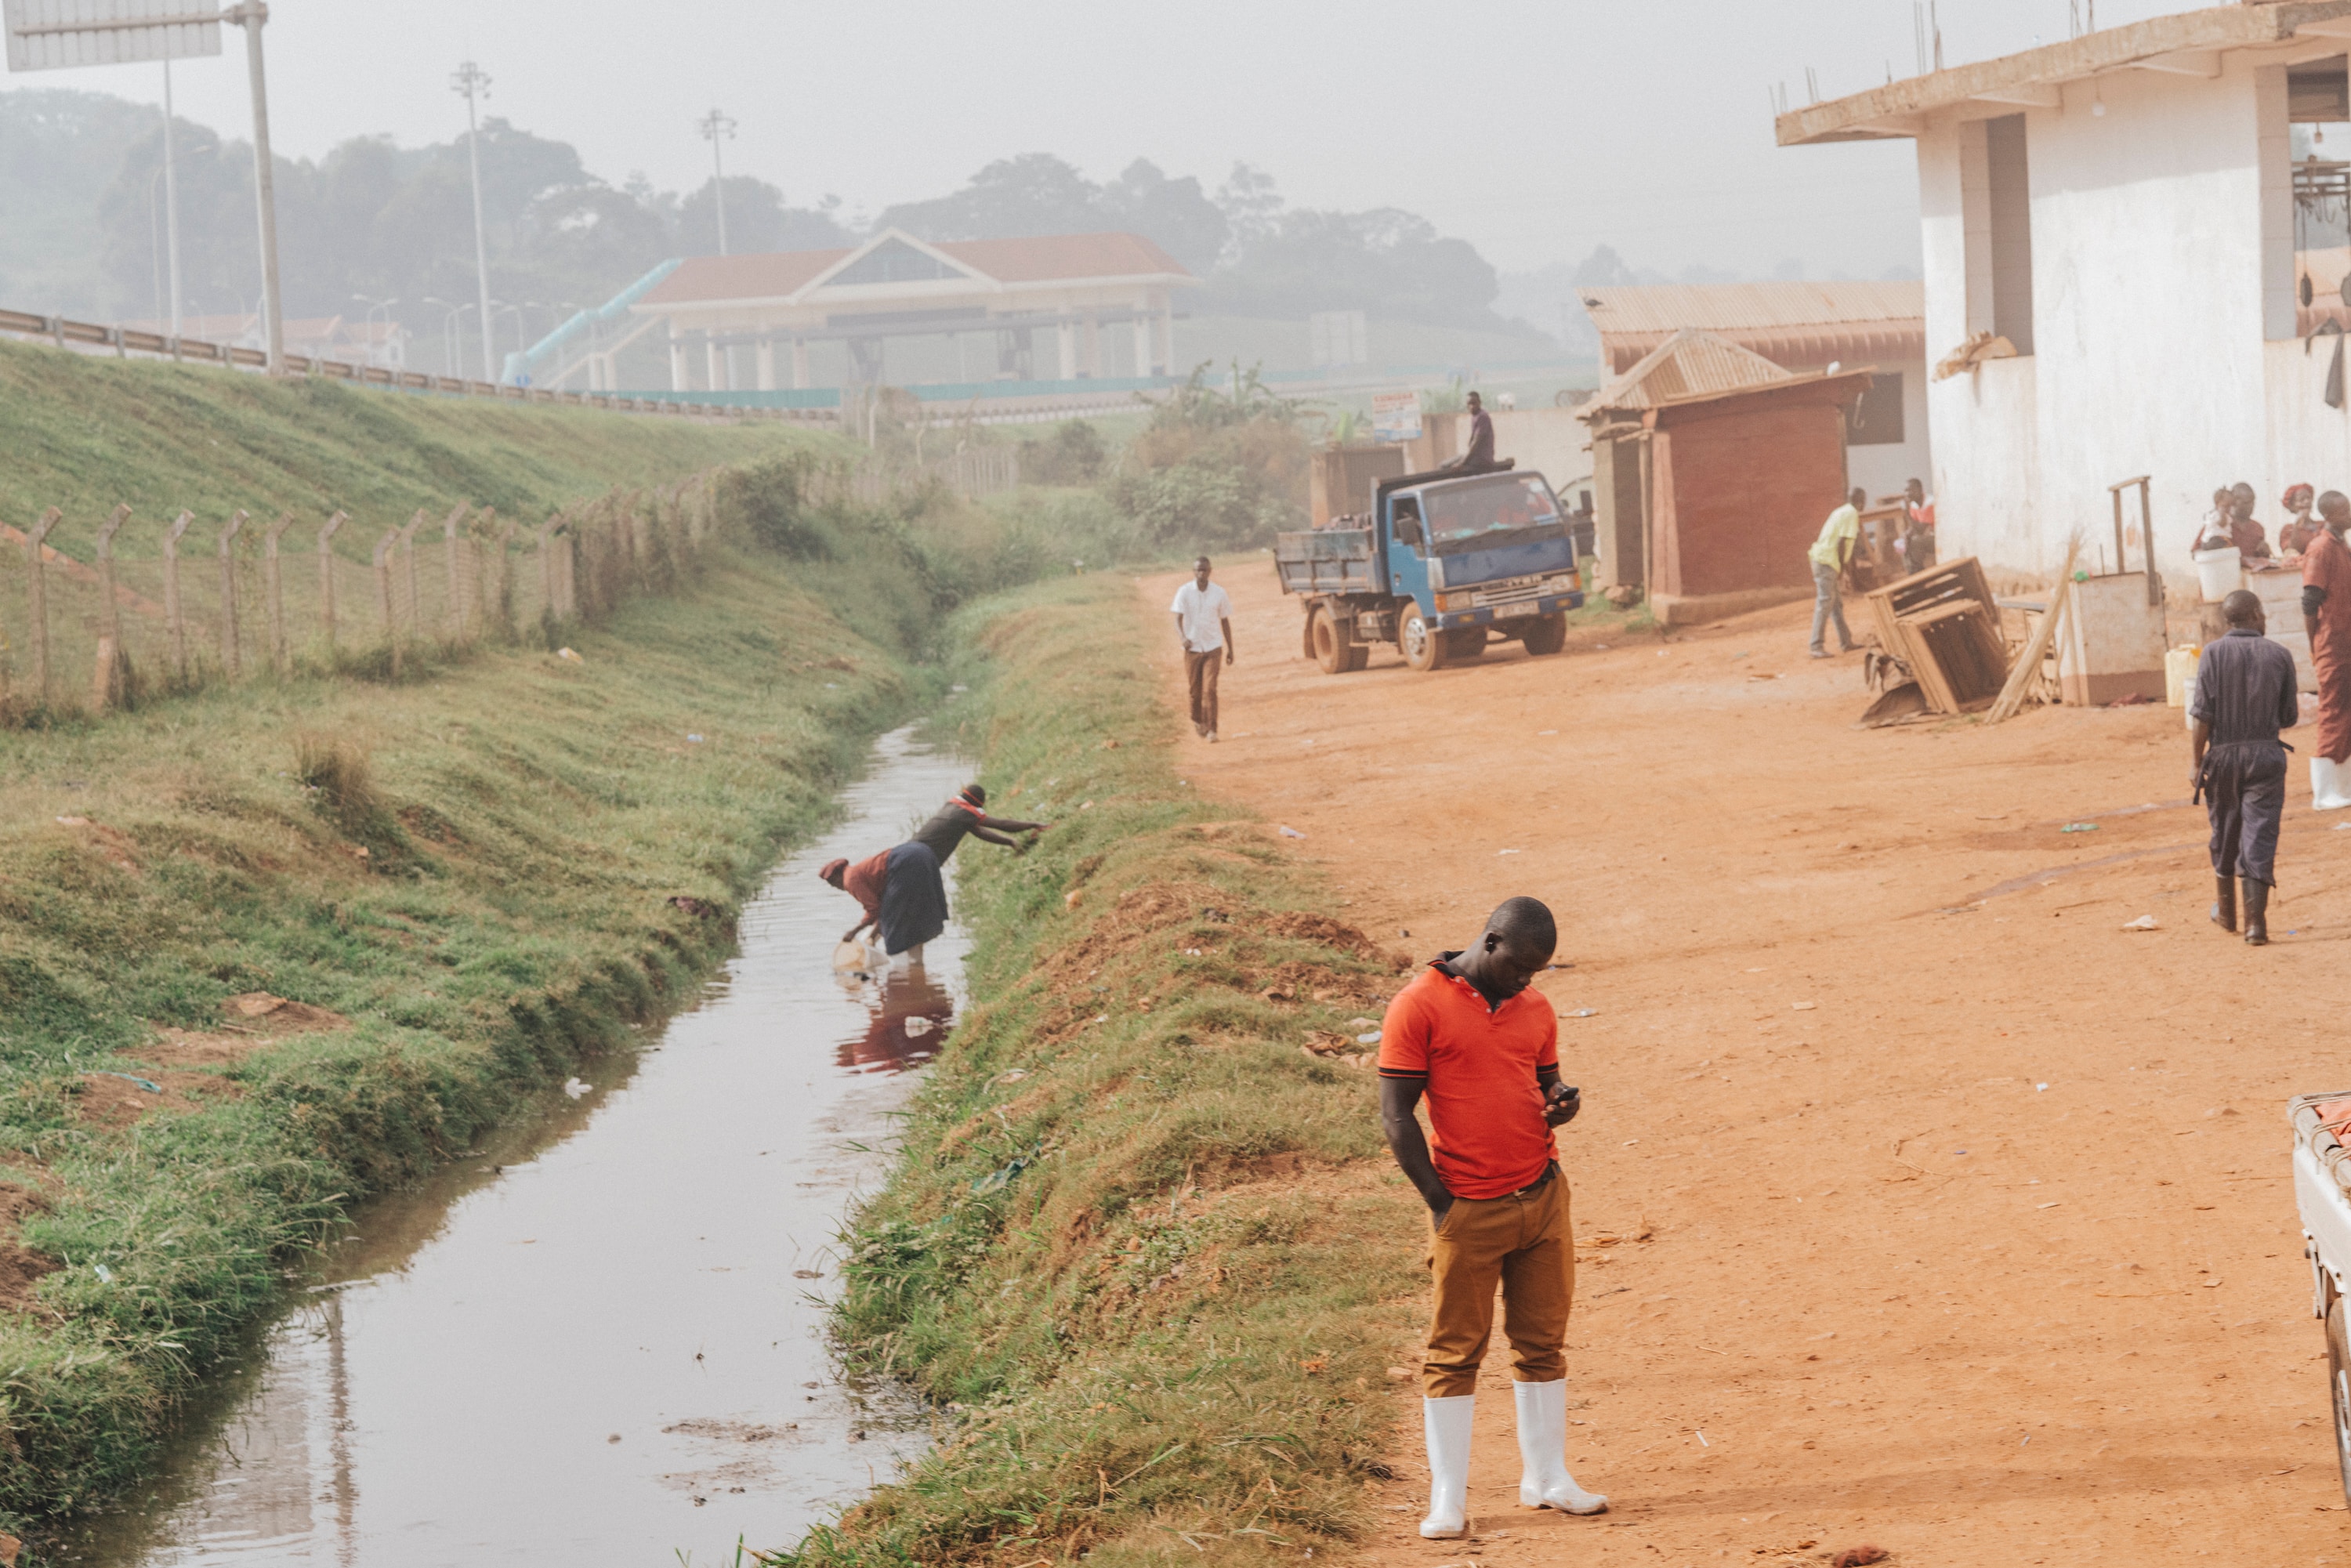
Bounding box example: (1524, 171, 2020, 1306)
(1171, 556, 1236, 743)
(820, 784, 1049, 965)
(1378, 896, 1604, 1540)
(2191, 588, 2301, 946)
(2304, 490, 2351, 810)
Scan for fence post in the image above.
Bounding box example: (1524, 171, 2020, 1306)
(535, 515, 562, 630)
(94, 504, 128, 707)
(397, 509, 427, 645)
(318, 511, 347, 656)
(441, 501, 469, 642)
(216, 510, 246, 679)
(491, 516, 515, 634)
(23, 507, 57, 708)
(373, 527, 400, 676)
(163, 511, 194, 683)
(263, 510, 295, 676)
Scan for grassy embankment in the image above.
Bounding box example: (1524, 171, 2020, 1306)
(790, 576, 1431, 1567)
(0, 336, 796, 538)
(0, 346, 1085, 1530)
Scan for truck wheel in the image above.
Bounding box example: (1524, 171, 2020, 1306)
(2331, 1295, 2351, 1508)
(1400, 610, 1447, 672)
(1442, 627, 1487, 661)
(1522, 615, 1568, 656)
(1310, 606, 1359, 675)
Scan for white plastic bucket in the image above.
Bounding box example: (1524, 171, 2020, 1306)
(2193, 545, 2242, 603)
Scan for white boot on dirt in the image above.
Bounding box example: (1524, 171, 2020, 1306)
(1420, 1394, 1475, 1538)
(2316, 757, 2351, 812)
(1513, 1378, 1608, 1515)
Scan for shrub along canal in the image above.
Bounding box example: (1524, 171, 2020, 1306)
(58, 728, 966, 1566)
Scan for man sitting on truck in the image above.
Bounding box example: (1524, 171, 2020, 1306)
(2191, 588, 2301, 946)
(1444, 390, 1503, 475)
(1171, 556, 1236, 743)
(1379, 897, 1605, 1539)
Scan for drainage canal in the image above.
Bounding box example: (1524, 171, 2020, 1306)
(61, 726, 965, 1565)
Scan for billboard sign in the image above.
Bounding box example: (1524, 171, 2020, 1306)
(4, 0, 220, 71)
(1371, 389, 1422, 445)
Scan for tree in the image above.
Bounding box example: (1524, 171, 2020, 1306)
(674, 176, 852, 255)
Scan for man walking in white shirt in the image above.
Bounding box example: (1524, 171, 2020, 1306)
(1170, 556, 1236, 742)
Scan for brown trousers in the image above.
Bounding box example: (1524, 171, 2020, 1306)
(1185, 649, 1223, 733)
(1422, 1169, 1574, 1400)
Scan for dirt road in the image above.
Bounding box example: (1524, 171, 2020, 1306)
(1143, 563, 2349, 1567)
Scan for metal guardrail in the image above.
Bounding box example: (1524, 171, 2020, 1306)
(0, 306, 840, 424)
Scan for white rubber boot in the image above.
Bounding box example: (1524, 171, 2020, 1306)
(2316, 757, 2351, 812)
(1420, 1394, 1475, 1539)
(1513, 1378, 1609, 1515)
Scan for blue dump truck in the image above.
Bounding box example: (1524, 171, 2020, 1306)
(1273, 466, 1585, 674)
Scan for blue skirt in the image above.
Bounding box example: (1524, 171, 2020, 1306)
(878, 842, 947, 955)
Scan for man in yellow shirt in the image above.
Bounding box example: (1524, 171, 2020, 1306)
(1807, 486, 1864, 659)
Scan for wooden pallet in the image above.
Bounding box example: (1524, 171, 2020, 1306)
(1864, 556, 2009, 714)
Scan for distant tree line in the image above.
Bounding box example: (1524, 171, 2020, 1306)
(0, 89, 1539, 371)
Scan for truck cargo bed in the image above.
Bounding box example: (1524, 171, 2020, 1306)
(1274, 527, 1378, 596)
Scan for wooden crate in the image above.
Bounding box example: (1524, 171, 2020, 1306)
(1864, 556, 2009, 714)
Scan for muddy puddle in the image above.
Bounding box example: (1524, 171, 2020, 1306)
(57, 727, 969, 1566)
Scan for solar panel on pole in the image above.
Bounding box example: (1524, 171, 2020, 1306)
(2, 0, 219, 71)
(2, 0, 281, 375)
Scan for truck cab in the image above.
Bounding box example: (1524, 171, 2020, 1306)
(1275, 466, 1585, 673)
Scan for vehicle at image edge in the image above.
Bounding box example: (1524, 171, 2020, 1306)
(2289, 1092, 2351, 1503)
(1273, 466, 1585, 675)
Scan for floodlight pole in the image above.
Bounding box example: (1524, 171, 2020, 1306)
(454, 60, 495, 382)
(161, 53, 182, 338)
(223, 2, 281, 371)
(697, 107, 736, 255)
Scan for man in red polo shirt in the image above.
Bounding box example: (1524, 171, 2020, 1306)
(1378, 896, 1604, 1539)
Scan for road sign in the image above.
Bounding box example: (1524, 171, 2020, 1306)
(2, 0, 220, 71)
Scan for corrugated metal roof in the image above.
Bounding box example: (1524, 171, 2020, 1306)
(1580, 281, 1923, 374)
(1582, 328, 1797, 415)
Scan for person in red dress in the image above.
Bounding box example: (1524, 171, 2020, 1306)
(2303, 491, 2351, 810)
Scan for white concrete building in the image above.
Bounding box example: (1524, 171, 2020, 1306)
(623, 229, 1196, 394)
(1778, 0, 2351, 590)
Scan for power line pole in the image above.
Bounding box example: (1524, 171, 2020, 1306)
(452, 60, 495, 382)
(223, 2, 281, 371)
(161, 52, 181, 336)
(697, 107, 736, 255)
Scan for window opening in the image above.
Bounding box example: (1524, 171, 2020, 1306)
(2291, 57, 2351, 333)
(1845, 372, 1906, 447)
(1986, 115, 2034, 357)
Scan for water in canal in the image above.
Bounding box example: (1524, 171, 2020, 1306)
(60, 727, 969, 1566)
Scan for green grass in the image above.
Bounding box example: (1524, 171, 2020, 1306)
(784, 576, 1427, 1567)
(0, 468, 1009, 1524)
(0, 336, 820, 563)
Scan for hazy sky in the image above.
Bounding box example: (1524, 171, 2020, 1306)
(5, 0, 2191, 279)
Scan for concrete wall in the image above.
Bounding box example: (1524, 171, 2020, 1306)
(1914, 52, 2334, 591)
(1488, 407, 1594, 498)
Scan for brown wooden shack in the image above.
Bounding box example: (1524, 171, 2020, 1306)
(1584, 329, 1875, 627)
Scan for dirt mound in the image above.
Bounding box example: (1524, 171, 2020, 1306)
(71, 1070, 212, 1128)
(147, 992, 350, 1067)
(0, 1184, 58, 1314)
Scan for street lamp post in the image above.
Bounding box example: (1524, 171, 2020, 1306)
(351, 295, 397, 368)
(697, 107, 737, 255)
(451, 60, 495, 382)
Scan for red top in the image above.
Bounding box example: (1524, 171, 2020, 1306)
(842, 849, 891, 918)
(1378, 959, 1559, 1199)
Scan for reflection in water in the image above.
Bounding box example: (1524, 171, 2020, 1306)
(60, 729, 965, 1568)
(838, 963, 956, 1074)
